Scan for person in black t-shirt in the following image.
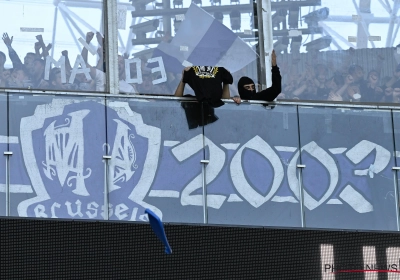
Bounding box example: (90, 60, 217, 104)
(233, 50, 282, 104)
(174, 66, 233, 107)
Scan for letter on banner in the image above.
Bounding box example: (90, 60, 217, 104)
(287, 141, 338, 210)
(171, 134, 226, 209)
(69, 55, 92, 84)
(45, 56, 66, 83)
(125, 58, 142, 84)
(345, 140, 391, 178)
(148, 57, 167, 85)
(230, 136, 284, 208)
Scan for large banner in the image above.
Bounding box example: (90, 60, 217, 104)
(1, 95, 399, 231)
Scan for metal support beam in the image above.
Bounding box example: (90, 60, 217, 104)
(131, 1, 321, 18)
(105, 0, 119, 94)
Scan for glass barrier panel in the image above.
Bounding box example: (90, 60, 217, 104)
(203, 102, 302, 227)
(298, 106, 397, 231)
(106, 97, 204, 223)
(270, 0, 400, 104)
(0, 93, 7, 216)
(391, 110, 400, 230)
(0, 1, 106, 92)
(118, 0, 260, 96)
(8, 94, 107, 219)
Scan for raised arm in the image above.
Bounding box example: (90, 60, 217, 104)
(2, 33, 23, 68)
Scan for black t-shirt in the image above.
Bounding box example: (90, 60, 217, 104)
(182, 66, 233, 107)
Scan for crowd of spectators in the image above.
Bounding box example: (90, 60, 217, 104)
(277, 48, 400, 103)
(0, 31, 106, 92)
(1, 32, 400, 104)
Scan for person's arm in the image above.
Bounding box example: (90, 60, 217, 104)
(2, 33, 23, 68)
(174, 67, 190, 97)
(250, 50, 282, 101)
(174, 79, 185, 97)
(221, 83, 230, 99)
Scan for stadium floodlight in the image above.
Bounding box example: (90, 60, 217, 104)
(130, 19, 160, 40)
(290, 35, 302, 54)
(230, 10, 241, 31)
(273, 36, 289, 54)
(288, 4, 299, 29)
(272, 9, 287, 30)
(173, 0, 183, 8)
(174, 19, 182, 33)
(304, 35, 332, 52)
(214, 11, 224, 23)
(210, 0, 221, 6)
(302, 7, 329, 33)
(251, 1, 257, 29)
(130, 0, 155, 11)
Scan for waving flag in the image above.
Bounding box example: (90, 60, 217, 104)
(153, 4, 258, 74)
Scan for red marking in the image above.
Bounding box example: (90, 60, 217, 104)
(334, 270, 400, 274)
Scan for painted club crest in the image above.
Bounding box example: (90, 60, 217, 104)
(18, 99, 162, 220)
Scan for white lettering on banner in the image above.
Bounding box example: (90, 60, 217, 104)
(230, 136, 284, 208)
(171, 134, 226, 209)
(50, 202, 61, 218)
(115, 203, 129, 220)
(65, 200, 83, 217)
(34, 204, 48, 218)
(42, 110, 92, 196)
(346, 140, 391, 178)
(32, 201, 142, 220)
(45, 56, 67, 83)
(125, 58, 142, 84)
(287, 141, 339, 211)
(86, 202, 99, 219)
(107, 119, 138, 192)
(124, 56, 167, 85)
(147, 57, 167, 85)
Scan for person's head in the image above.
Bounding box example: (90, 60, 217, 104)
(395, 64, 400, 79)
(367, 70, 380, 84)
(32, 58, 45, 78)
(0, 51, 6, 67)
(24, 53, 37, 69)
(315, 64, 328, 84)
(49, 67, 63, 88)
(2, 69, 11, 80)
(12, 67, 27, 82)
(326, 74, 344, 91)
(393, 80, 400, 98)
(139, 74, 153, 92)
(349, 65, 364, 81)
(238, 76, 256, 96)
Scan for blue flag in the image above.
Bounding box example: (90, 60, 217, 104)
(154, 4, 257, 74)
(145, 208, 172, 254)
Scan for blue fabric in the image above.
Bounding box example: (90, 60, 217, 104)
(145, 208, 172, 254)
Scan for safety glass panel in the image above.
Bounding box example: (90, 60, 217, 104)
(204, 102, 302, 227)
(8, 94, 107, 219)
(0, 0, 106, 92)
(117, 0, 260, 97)
(298, 106, 397, 231)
